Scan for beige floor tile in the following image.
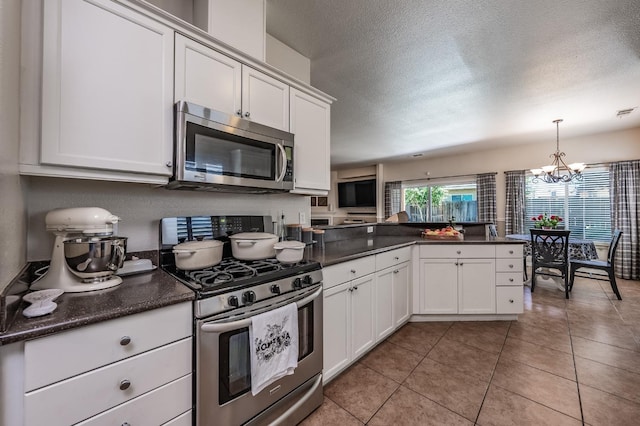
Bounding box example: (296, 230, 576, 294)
(299, 396, 363, 426)
(580, 384, 640, 426)
(404, 357, 489, 421)
(575, 356, 640, 404)
(508, 321, 572, 354)
(476, 385, 582, 426)
(387, 322, 449, 355)
(501, 336, 576, 380)
(427, 337, 500, 382)
(359, 340, 424, 383)
(570, 322, 640, 352)
(572, 336, 640, 373)
(491, 357, 581, 420)
(323, 363, 399, 423)
(368, 385, 472, 426)
(444, 322, 508, 354)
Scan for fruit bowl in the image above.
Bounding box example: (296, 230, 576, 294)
(421, 227, 464, 240)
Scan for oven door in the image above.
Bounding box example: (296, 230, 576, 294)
(174, 102, 294, 191)
(196, 285, 322, 426)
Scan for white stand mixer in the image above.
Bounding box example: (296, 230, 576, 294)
(31, 207, 125, 293)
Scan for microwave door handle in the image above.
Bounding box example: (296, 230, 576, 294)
(276, 143, 287, 183)
(200, 286, 322, 334)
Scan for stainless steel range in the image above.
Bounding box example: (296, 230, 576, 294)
(160, 215, 323, 426)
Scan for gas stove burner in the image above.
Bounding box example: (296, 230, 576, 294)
(187, 270, 234, 287)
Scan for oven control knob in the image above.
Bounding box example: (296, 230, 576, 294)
(302, 275, 314, 285)
(242, 291, 256, 305)
(228, 295, 239, 307)
(292, 277, 302, 289)
(270, 284, 281, 294)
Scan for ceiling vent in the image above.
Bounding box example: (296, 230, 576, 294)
(616, 108, 636, 118)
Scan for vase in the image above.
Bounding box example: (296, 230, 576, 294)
(542, 226, 553, 230)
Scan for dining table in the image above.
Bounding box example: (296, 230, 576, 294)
(506, 232, 599, 290)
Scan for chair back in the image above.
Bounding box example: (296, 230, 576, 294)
(530, 229, 571, 269)
(607, 230, 623, 265)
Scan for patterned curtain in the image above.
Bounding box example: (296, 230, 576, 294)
(476, 173, 497, 224)
(505, 170, 526, 234)
(384, 181, 402, 218)
(610, 160, 640, 280)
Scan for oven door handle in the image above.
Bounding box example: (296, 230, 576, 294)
(200, 286, 322, 333)
(270, 373, 323, 426)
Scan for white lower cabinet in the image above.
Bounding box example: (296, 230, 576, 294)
(323, 273, 376, 383)
(22, 302, 193, 426)
(419, 259, 459, 314)
(376, 261, 410, 339)
(496, 245, 524, 314)
(457, 259, 496, 314)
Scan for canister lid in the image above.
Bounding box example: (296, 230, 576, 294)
(273, 241, 305, 249)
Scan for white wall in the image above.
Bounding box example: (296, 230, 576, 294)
(266, 34, 310, 84)
(26, 177, 310, 261)
(0, 0, 28, 292)
(381, 127, 640, 229)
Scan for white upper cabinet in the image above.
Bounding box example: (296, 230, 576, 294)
(175, 34, 289, 131)
(38, 0, 174, 178)
(174, 33, 242, 114)
(290, 89, 331, 194)
(194, 0, 265, 61)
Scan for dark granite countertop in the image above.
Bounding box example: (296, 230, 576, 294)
(0, 269, 194, 346)
(310, 236, 525, 267)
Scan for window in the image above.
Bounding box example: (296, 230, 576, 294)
(525, 167, 611, 242)
(403, 181, 477, 222)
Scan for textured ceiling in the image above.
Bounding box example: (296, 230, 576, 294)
(265, 0, 640, 168)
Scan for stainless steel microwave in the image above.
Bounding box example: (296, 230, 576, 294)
(168, 101, 294, 193)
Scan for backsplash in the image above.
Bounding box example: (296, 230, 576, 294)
(26, 177, 310, 261)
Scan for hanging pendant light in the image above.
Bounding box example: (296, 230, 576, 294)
(530, 119, 586, 183)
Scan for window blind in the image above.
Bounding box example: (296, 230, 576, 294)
(525, 166, 611, 242)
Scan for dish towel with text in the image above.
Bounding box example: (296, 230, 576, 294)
(249, 303, 298, 396)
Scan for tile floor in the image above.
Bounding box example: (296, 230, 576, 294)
(300, 275, 640, 425)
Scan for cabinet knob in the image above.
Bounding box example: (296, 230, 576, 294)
(348, 287, 353, 292)
(353, 286, 358, 291)
(119, 379, 131, 390)
(393, 270, 399, 274)
(509, 299, 514, 303)
(165, 161, 172, 168)
(236, 109, 242, 116)
(122, 423, 130, 426)
(459, 262, 464, 266)
(394, 256, 399, 260)
(509, 250, 514, 254)
(244, 111, 251, 118)
(509, 264, 514, 268)
(456, 250, 461, 255)
(454, 262, 458, 266)
(509, 278, 514, 282)
(350, 269, 356, 274)
(120, 336, 131, 346)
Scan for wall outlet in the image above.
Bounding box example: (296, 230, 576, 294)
(367, 226, 374, 233)
(299, 212, 306, 224)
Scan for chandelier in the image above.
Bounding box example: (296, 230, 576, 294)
(530, 119, 586, 183)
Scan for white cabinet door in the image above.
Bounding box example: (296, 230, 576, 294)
(458, 259, 496, 314)
(241, 66, 289, 131)
(420, 259, 458, 314)
(41, 0, 174, 176)
(350, 274, 376, 360)
(323, 282, 351, 382)
(375, 268, 394, 341)
(290, 88, 331, 194)
(174, 33, 242, 115)
(393, 262, 411, 326)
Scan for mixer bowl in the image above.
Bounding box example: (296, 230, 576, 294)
(64, 236, 128, 281)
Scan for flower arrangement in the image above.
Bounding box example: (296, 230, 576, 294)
(532, 213, 563, 229)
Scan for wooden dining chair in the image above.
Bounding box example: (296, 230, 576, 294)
(569, 230, 623, 300)
(530, 229, 571, 298)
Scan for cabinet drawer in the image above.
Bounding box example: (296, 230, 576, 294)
(323, 256, 376, 289)
(76, 374, 192, 426)
(164, 410, 193, 426)
(419, 244, 495, 259)
(496, 258, 523, 273)
(496, 272, 523, 286)
(25, 338, 192, 426)
(25, 302, 191, 391)
(496, 287, 524, 314)
(496, 245, 524, 258)
(376, 246, 412, 270)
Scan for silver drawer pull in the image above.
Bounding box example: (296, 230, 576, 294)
(456, 250, 461, 254)
(119, 379, 131, 390)
(508, 264, 514, 268)
(509, 278, 514, 282)
(120, 336, 131, 346)
(509, 250, 514, 254)
(350, 269, 356, 274)
(509, 299, 514, 303)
